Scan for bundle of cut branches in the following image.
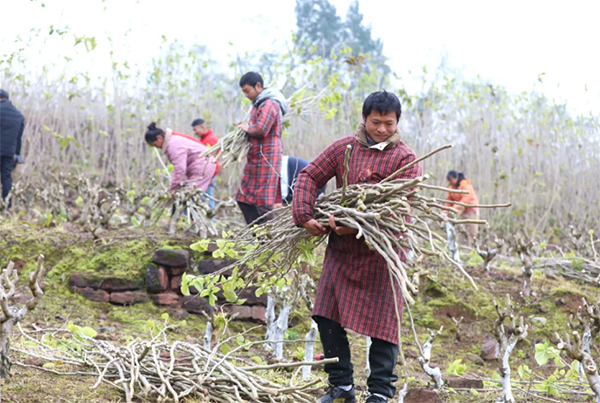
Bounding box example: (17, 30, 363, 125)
(201, 87, 327, 169)
(16, 325, 336, 403)
(215, 145, 510, 306)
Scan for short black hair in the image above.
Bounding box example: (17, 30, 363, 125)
(145, 122, 164, 143)
(0, 89, 8, 100)
(447, 170, 466, 189)
(362, 91, 402, 122)
(239, 72, 263, 88)
(191, 118, 205, 127)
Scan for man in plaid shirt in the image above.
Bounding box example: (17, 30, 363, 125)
(237, 72, 286, 225)
(293, 91, 422, 403)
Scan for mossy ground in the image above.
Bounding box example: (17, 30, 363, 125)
(0, 221, 594, 402)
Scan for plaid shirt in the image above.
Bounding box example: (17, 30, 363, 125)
(236, 99, 282, 206)
(293, 134, 422, 344)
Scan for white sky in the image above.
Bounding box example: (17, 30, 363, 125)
(2, 0, 599, 114)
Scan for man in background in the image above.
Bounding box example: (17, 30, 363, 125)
(236, 71, 287, 225)
(0, 89, 25, 212)
(192, 118, 220, 209)
(280, 155, 326, 205)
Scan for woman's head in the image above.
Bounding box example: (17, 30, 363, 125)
(447, 170, 466, 188)
(145, 122, 165, 148)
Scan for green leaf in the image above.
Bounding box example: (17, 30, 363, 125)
(190, 239, 210, 252)
(236, 335, 245, 346)
(446, 359, 467, 376)
(223, 289, 238, 303)
(43, 362, 57, 369)
(80, 327, 97, 338)
(75, 196, 83, 207)
(181, 281, 190, 296)
(161, 313, 169, 321)
(220, 343, 231, 355)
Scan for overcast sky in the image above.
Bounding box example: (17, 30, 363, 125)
(3, 0, 599, 114)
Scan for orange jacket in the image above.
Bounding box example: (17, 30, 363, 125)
(444, 179, 479, 214)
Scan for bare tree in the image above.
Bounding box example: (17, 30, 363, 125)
(556, 331, 600, 403)
(515, 235, 535, 298)
(476, 234, 505, 272)
(0, 256, 45, 389)
(493, 294, 528, 403)
(452, 316, 464, 343)
(418, 327, 444, 391)
(567, 298, 600, 380)
(445, 222, 461, 264)
(302, 320, 318, 380)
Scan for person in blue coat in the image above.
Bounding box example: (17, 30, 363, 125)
(0, 89, 25, 211)
(280, 155, 326, 205)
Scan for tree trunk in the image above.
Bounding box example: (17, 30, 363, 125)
(302, 320, 318, 380)
(446, 223, 461, 264)
(203, 321, 212, 351)
(0, 319, 15, 379)
(365, 336, 372, 376)
(273, 301, 292, 360)
(265, 295, 276, 351)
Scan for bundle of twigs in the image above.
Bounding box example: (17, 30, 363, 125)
(15, 325, 336, 403)
(201, 87, 327, 169)
(219, 145, 510, 305)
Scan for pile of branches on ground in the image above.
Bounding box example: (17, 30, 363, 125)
(15, 324, 335, 403)
(201, 87, 326, 169)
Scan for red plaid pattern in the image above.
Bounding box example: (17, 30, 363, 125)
(236, 99, 282, 206)
(293, 135, 422, 344)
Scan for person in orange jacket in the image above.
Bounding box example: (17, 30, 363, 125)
(444, 170, 480, 239)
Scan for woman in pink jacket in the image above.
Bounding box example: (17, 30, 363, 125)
(145, 122, 216, 194)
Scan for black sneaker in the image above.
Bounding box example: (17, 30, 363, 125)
(365, 395, 387, 403)
(316, 386, 357, 403)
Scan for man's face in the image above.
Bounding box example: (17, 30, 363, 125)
(241, 82, 262, 102)
(192, 124, 207, 137)
(363, 110, 398, 143)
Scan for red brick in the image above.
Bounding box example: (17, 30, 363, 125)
(169, 267, 187, 276)
(158, 266, 169, 291)
(152, 249, 190, 268)
(445, 376, 484, 389)
(227, 305, 252, 320)
(251, 306, 267, 323)
(109, 291, 148, 306)
(170, 274, 183, 292)
(404, 388, 442, 403)
(151, 292, 180, 307)
(73, 286, 109, 303)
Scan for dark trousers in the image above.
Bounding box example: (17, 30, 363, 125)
(315, 315, 399, 399)
(0, 156, 13, 210)
(237, 201, 274, 225)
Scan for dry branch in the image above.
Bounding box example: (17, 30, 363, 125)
(0, 255, 45, 382)
(493, 294, 528, 403)
(16, 326, 333, 403)
(418, 327, 444, 391)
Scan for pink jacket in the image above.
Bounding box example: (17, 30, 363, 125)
(162, 129, 216, 191)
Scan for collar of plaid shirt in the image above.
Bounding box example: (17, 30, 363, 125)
(355, 123, 401, 151)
